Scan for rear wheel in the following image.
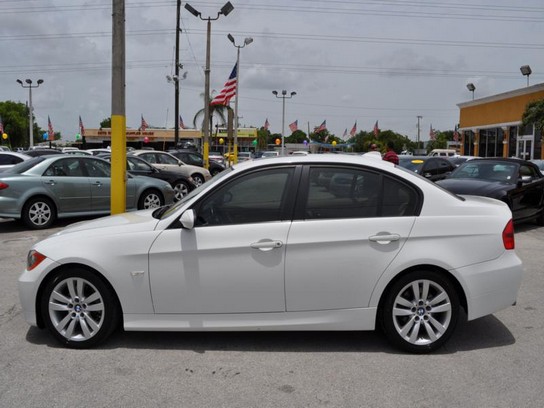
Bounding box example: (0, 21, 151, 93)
(381, 270, 459, 353)
(172, 180, 190, 201)
(138, 189, 163, 209)
(40, 268, 119, 348)
(191, 173, 205, 187)
(22, 197, 56, 229)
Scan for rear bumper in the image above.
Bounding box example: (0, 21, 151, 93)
(456, 250, 523, 321)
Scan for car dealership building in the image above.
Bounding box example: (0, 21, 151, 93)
(458, 82, 544, 160)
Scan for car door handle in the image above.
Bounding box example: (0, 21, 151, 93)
(92, 181, 103, 187)
(44, 180, 56, 186)
(369, 234, 401, 244)
(250, 240, 283, 251)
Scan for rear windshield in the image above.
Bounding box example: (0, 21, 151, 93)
(3, 156, 45, 174)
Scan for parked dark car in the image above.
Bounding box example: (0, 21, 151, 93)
(168, 149, 225, 176)
(23, 149, 64, 157)
(398, 155, 455, 181)
(98, 154, 196, 202)
(436, 158, 544, 225)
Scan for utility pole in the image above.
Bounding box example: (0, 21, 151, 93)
(111, 0, 126, 214)
(174, 0, 181, 147)
(417, 115, 422, 151)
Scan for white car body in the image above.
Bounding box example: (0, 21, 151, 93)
(0, 151, 31, 172)
(18, 155, 523, 352)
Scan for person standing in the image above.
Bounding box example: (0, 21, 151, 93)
(383, 141, 399, 164)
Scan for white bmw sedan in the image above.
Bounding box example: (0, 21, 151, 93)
(18, 155, 523, 353)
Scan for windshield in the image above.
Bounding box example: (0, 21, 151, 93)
(398, 158, 424, 173)
(450, 161, 518, 183)
(156, 166, 234, 219)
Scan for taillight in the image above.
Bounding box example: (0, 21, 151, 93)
(27, 250, 46, 271)
(0, 182, 9, 190)
(502, 219, 515, 250)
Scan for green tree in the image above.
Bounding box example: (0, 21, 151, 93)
(256, 127, 269, 150)
(285, 129, 308, 143)
(0, 100, 42, 148)
(100, 117, 111, 128)
(522, 99, 544, 133)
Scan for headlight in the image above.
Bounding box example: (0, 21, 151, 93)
(27, 250, 46, 271)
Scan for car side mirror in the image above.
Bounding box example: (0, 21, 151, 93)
(179, 209, 195, 230)
(178, 160, 183, 167)
(520, 175, 532, 184)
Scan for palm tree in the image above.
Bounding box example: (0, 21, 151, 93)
(192, 92, 229, 133)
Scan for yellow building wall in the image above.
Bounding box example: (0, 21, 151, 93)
(460, 89, 544, 128)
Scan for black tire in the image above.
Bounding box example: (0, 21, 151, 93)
(172, 179, 190, 202)
(22, 196, 56, 229)
(380, 270, 460, 353)
(40, 267, 120, 349)
(536, 208, 544, 226)
(138, 189, 164, 209)
(191, 173, 205, 187)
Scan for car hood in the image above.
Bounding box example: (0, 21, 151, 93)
(32, 210, 164, 264)
(436, 178, 511, 197)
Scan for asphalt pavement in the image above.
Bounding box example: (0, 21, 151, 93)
(1, 217, 543, 408)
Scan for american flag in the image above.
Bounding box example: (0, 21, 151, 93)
(350, 121, 357, 137)
(289, 120, 298, 133)
(140, 115, 149, 131)
(342, 128, 347, 139)
(211, 63, 237, 106)
(48, 116, 54, 140)
(315, 120, 326, 132)
(179, 115, 186, 129)
(263, 118, 269, 130)
(373, 120, 379, 137)
(453, 125, 459, 142)
(429, 124, 436, 140)
(79, 116, 85, 136)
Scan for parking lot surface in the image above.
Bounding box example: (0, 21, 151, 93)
(1, 217, 543, 408)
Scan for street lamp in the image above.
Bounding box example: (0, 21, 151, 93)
(520, 65, 532, 87)
(272, 90, 296, 156)
(228, 33, 253, 163)
(185, 1, 234, 169)
(16, 78, 44, 148)
(466, 83, 475, 100)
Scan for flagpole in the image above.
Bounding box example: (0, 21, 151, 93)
(228, 34, 253, 164)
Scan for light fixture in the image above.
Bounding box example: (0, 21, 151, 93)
(466, 83, 475, 100)
(520, 65, 532, 86)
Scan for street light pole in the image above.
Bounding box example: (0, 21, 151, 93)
(272, 90, 296, 156)
(228, 34, 253, 164)
(185, 1, 234, 169)
(16, 78, 44, 148)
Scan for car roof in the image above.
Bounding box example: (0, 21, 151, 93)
(0, 151, 32, 159)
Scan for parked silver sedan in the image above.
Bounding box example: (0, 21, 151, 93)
(0, 155, 175, 229)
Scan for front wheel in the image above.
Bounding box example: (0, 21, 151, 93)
(138, 189, 164, 209)
(40, 268, 120, 348)
(381, 270, 460, 353)
(172, 180, 190, 201)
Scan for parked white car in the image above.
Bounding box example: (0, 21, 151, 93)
(18, 155, 522, 352)
(0, 151, 31, 172)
